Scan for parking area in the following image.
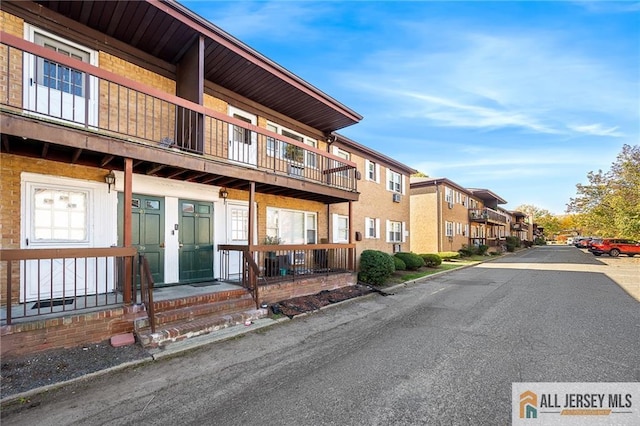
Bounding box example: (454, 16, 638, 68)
(580, 249, 640, 301)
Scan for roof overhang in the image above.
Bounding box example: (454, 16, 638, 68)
(21, 0, 362, 133)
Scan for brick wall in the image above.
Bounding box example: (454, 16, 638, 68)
(0, 306, 134, 357)
(258, 272, 356, 305)
(410, 186, 439, 253)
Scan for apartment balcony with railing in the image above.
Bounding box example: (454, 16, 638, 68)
(0, 33, 358, 200)
(511, 222, 530, 231)
(469, 207, 508, 225)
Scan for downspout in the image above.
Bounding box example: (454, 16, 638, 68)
(436, 181, 442, 252)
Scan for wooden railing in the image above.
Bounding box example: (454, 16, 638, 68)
(469, 208, 508, 225)
(0, 33, 358, 193)
(138, 254, 156, 333)
(219, 244, 356, 306)
(1, 247, 137, 325)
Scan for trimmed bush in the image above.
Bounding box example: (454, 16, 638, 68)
(421, 253, 442, 268)
(393, 256, 407, 271)
(358, 250, 395, 285)
(477, 244, 489, 255)
(458, 245, 475, 257)
(506, 243, 516, 252)
(394, 252, 425, 270)
(438, 251, 460, 260)
(534, 237, 546, 245)
(505, 236, 521, 248)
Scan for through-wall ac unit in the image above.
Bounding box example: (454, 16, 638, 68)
(448, 201, 454, 209)
(392, 193, 402, 203)
(393, 244, 402, 253)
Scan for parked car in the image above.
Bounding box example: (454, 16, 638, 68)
(589, 239, 640, 257)
(576, 238, 593, 248)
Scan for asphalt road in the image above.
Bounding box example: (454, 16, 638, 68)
(3, 246, 639, 425)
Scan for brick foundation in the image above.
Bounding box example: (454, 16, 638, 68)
(0, 306, 137, 358)
(258, 272, 356, 305)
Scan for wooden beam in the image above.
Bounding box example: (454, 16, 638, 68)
(2, 134, 10, 153)
(166, 169, 187, 179)
(147, 164, 166, 175)
(123, 158, 133, 304)
(185, 172, 208, 182)
(71, 148, 83, 163)
(100, 155, 115, 167)
(41, 142, 49, 158)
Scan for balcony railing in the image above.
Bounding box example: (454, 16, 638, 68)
(219, 244, 355, 306)
(1, 247, 137, 325)
(0, 33, 357, 192)
(469, 208, 508, 225)
(511, 222, 530, 231)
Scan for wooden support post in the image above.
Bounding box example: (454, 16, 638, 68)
(348, 200, 354, 271)
(248, 182, 258, 307)
(123, 158, 133, 304)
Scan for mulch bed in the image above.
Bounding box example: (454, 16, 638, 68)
(270, 284, 376, 318)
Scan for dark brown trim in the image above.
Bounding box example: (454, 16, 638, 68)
(151, 0, 361, 123)
(2, 1, 177, 79)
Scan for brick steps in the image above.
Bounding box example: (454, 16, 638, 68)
(134, 288, 267, 348)
(136, 308, 267, 348)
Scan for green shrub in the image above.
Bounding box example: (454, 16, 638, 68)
(477, 244, 489, 255)
(506, 243, 516, 252)
(421, 253, 442, 268)
(437, 251, 460, 260)
(394, 252, 425, 270)
(393, 256, 407, 271)
(505, 236, 521, 248)
(458, 245, 475, 257)
(358, 250, 395, 285)
(534, 237, 546, 245)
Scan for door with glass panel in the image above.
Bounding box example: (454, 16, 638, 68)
(24, 27, 97, 126)
(228, 108, 257, 166)
(179, 200, 214, 283)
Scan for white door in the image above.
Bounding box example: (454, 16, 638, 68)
(225, 203, 249, 280)
(21, 177, 115, 303)
(228, 107, 257, 166)
(24, 26, 98, 126)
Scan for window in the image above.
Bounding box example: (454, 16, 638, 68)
(464, 224, 469, 236)
(267, 207, 317, 245)
(230, 208, 248, 241)
(445, 221, 454, 237)
(387, 170, 402, 193)
(333, 214, 349, 243)
(456, 222, 462, 236)
(387, 221, 402, 243)
(266, 122, 317, 168)
(445, 187, 453, 203)
(365, 217, 380, 239)
(333, 148, 351, 178)
(33, 187, 88, 242)
(365, 160, 380, 183)
(34, 33, 89, 97)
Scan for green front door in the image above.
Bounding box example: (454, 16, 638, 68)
(119, 193, 165, 285)
(179, 200, 214, 282)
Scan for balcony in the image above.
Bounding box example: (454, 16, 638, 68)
(511, 222, 530, 231)
(469, 208, 508, 225)
(0, 33, 358, 203)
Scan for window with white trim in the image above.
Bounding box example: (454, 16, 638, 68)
(445, 221, 454, 237)
(32, 187, 88, 242)
(230, 208, 248, 241)
(464, 224, 469, 236)
(387, 170, 402, 193)
(266, 207, 317, 245)
(365, 160, 380, 183)
(445, 187, 454, 203)
(266, 122, 317, 168)
(365, 217, 380, 239)
(387, 220, 402, 243)
(333, 214, 349, 243)
(456, 222, 462, 236)
(333, 147, 351, 178)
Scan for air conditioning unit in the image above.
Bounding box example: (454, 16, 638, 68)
(448, 201, 454, 209)
(392, 193, 401, 203)
(393, 244, 402, 253)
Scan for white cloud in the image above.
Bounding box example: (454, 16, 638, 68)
(567, 124, 624, 137)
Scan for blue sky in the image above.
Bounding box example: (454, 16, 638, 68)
(182, 1, 639, 214)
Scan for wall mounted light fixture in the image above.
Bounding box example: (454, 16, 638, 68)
(105, 171, 116, 193)
(219, 188, 229, 199)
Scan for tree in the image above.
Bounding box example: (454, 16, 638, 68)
(515, 204, 562, 238)
(411, 171, 429, 178)
(567, 144, 640, 239)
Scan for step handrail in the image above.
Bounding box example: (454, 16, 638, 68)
(139, 254, 156, 333)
